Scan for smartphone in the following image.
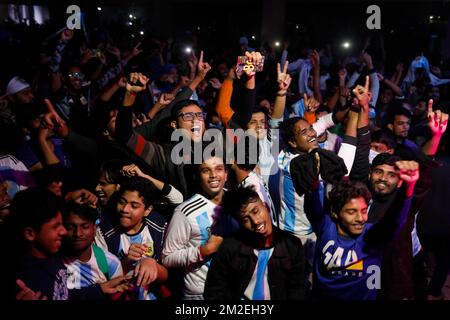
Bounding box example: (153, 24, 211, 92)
(235, 55, 265, 78)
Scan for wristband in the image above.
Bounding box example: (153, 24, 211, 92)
(277, 92, 287, 97)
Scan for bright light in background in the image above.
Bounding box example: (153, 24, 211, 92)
(342, 42, 350, 49)
(429, 15, 434, 20)
(128, 21, 133, 26)
(97, 7, 102, 11)
(129, 14, 133, 19)
(185, 47, 192, 54)
(251, 35, 256, 40)
(197, 26, 200, 30)
(296, 25, 299, 29)
(140, 30, 144, 35)
(275, 41, 280, 47)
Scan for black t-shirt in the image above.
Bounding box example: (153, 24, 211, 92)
(16, 254, 69, 300)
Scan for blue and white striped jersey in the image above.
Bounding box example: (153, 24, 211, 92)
(64, 245, 123, 290)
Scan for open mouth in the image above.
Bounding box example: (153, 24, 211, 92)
(191, 125, 201, 135)
(308, 137, 316, 143)
(255, 223, 265, 233)
(208, 180, 220, 188)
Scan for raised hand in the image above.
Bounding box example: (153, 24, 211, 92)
(310, 50, 320, 69)
(66, 189, 98, 207)
(427, 99, 449, 137)
(303, 93, 320, 113)
(42, 99, 69, 138)
(130, 42, 143, 59)
(197, 50, 212, 79)
(178, 75, 191, 88)
(395, 160, 419, 197)
(209, 78, 222, 89)
(244, 51, 263, 77)
(277, 61, 292, 93)
(159, 93, 175, 106)
(61, 29, 74, 42)
(126, 72, 149, 93)
(352, 75, 372, 110)
(121, 164, 145, 178)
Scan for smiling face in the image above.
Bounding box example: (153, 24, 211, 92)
(336, 197, 368, 237)
(64, 213, 96, 254)
(95, 171, 119, 206)
(198, 157, 227, 200)
(116, 190, 151, 234)
(238, 197, 273, 239)
(289, 119, 319, 152)
(370, 163, 400, 196)
(29, 212, 67, 257)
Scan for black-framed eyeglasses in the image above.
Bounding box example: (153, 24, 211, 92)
(177, 111, 206, 121)
(67, 72, 85, 80)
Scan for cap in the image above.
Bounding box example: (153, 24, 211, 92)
(5, 76, 30, 96)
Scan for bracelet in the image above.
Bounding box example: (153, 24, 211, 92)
(277, 92, 287, 97)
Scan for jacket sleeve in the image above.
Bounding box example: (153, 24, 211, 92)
(215, 78, 234, 128)
(203, 241, 234, 300)
(285, 236, 306, 300)
(337, 135, 357, 176)
(349, 126, 371, 182)
(161, 207, 202, 268)
(135, 87, 194, 140)
(364, 186, 413, 250)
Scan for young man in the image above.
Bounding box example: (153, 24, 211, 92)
(162, 155, 228, 300)
(95, 177, 168, 300)
(204, 186, 305, 300)
(6, 188, 131, 300)
(304, 160, 419, 300)
(10, 188, 69, 300)
(62, 203, 126, 297)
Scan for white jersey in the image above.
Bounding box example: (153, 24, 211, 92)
(277, 141, 356, 242)
(64, 245, 123, 290)
(240, 171, 277, 226)
(162, 194, 219, 300)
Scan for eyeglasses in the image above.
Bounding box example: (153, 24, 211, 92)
(67, 72, 85, 80)
(177, 111, 206, 121)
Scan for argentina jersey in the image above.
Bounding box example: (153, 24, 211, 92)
(162, 194, 219, 299)
(64, 245, 123, 290)
(278, 150, 314, 239)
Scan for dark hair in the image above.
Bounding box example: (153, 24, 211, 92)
(329, 180, 372, 217)
(371, 130, 396, 150)
(62, 203, 98, 224)
(170, 99, 202, 120)
(371, 153, 401, 169)
(279, 116, 306, 146)
(116, 176, 158, 208)
(222, 185, 260, 220)
(385, 106, 412, 126)
(99, 160, 128, 184)
(10, 188, 63, 233)
(252, 105, 269, 119)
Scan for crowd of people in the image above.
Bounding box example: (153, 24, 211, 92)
(0, 18, 450, 301)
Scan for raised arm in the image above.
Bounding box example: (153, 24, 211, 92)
(49, 29, 73, 93)
(310, 50, 323, 103)
(271, 61, 292, 119)
(365, 161, 419, 249)
(421, 99, 448, 156)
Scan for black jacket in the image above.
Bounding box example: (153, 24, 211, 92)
(204, 227, 305, 300)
